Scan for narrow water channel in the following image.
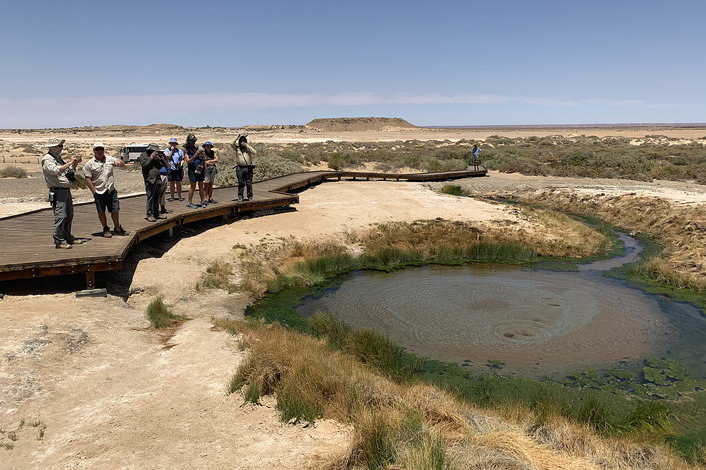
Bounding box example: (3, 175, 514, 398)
(296, 235, 706, 379)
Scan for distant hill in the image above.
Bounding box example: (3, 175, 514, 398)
(306, 117, 417, 132)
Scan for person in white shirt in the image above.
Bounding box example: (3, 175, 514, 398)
(82, 142, 129, 238)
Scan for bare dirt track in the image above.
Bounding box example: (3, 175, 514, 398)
(1, 121, 705, 469)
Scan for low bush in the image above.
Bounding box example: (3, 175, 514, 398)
(0, 166, 28, 178)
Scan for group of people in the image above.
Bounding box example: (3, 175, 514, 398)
(41, 133, 257, 248)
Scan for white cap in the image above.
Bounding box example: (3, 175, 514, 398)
(93, 142, 105, 149)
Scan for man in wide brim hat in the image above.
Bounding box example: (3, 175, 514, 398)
(41, 137, 81, 249)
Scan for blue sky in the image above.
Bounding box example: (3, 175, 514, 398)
(1, 0, 704, 128)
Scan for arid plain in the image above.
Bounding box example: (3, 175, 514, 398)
(1, 120, 705, 469)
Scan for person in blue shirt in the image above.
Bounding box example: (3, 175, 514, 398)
(165, 137, 185, 201)
(472, 144, 481, 170)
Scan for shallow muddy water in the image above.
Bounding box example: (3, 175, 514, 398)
(296, 235, 706, 378)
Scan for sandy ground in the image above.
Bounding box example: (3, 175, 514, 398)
(1, 123, 705, 468)
(0, 181, 519, 469)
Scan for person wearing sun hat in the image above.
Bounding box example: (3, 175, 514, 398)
(202, 141, 219, 204)
(232, 133, 256, 201)
(137, 144, 169, 222)
(164, 137, 184, 201)
(41, 137, 81, 249)
(83, 142, 129, 238)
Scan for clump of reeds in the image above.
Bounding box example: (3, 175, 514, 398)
(214, 316, 692, 470)
(234, 214, 609, 297)
(145, 297, 188, 329)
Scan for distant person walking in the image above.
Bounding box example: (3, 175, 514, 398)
(472, 144, 481, 170)
(137, 144, 169, 222)
(165, 137, 184, 201)
(233, 133, 256, 201)
(41, 137, 81, 249)
(202, 141, 218, 204)
(184, 134, 206, 208)
(82, 142, 129, 238)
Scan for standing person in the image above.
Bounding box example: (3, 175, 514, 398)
(472, 144, 481, 170)
(158, 153, 169, 214)
(233, 133, 256, 201)
(183, 133, 206, 208)
(42, 137, 81, 248)
(82, 142, 129, 238)
(165, 137, 184, 201)
(202, 141, 219, 204)
(137, 144, 168, 222)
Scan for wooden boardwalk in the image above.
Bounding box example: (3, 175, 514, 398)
(0, 168, 486, 288)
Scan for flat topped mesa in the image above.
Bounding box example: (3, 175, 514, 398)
(305, 117, 417, 132)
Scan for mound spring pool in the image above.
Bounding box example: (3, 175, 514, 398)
(296, 235, 706, 379)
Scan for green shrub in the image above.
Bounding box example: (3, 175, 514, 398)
(70, 172, 88, 190)
(145, 297, 188, 329)
(441, 184, 465, 196)
(0, 166, 28, 178)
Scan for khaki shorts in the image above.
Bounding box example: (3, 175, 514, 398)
(204, 165, 218, 183)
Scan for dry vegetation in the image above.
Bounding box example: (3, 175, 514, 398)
(214, 319, 690, 470)
(501, 190, 706, 293)
(222, 210, 610, 298)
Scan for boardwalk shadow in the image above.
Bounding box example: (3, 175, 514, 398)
(107, 205, 298, 299)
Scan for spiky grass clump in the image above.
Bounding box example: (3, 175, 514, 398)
(214, 317, 692, 470)
(145, 297, 188, 329)
(236, 214, 610, 296)
(441, 184, 466, 196)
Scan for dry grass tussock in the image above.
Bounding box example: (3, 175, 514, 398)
(223, 212, 608, 296)
(514, 190, 706, 292)
(214, 319, 693, 470)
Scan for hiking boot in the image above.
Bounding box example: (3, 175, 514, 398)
(55, 243, 73, 249)
(114, 226, 129, 236)
(157, 214, 167, 219)
(200, 202, 207, 208)
(146, 216, 157, 222)
(167, 197, 174, 202)
(103, 226, 113, 238)
(67, 238, 84, 245)
(186, 203, 199, 209)
(160, 207, 168, 214)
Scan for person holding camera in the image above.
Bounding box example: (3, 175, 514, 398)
(41, 137, 81, 249)
(202, 141, 219, 204)
(184, 133, 206, 208)
(233, 133, 256, 201)
(137, 144, 169, 222)
(83, 142, 129, 238)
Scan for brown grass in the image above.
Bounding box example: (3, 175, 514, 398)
(214, 319, 694, 470)
(231, 211, 609, 296)
(508, 191, 706, 292)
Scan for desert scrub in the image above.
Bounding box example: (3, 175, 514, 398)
(0, 165, 28, 178)
(196, 261, 236, 292)
(214, 144, 303, 187)
(145, 297, 188, 329)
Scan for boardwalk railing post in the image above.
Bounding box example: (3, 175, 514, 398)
(86, 269, 95, 289)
